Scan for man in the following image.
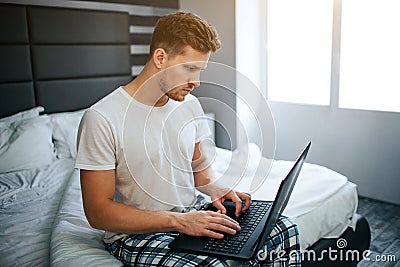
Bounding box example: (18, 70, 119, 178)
(75, 12, 300, 266)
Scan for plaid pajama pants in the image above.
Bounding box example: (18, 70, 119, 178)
(105, 216, 301, 267)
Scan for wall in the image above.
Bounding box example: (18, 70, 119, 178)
(180, 0, 237, 150)
(182, 0, 400, 205)
(270, 103, 400, 205)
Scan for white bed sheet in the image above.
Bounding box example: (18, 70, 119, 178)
(50, 169, 122, 267)
(0, 159, 75, 267)
(50, 144, 358, 265)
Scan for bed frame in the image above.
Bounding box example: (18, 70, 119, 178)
(0, 3, 370, 266)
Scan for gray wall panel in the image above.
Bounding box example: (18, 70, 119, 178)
(28, 6, 129, 44)
(0, 5, 28, 43)
(32, 45, 130, 80)
(0, 82, 35, 118)
(0, 45, 32, 82)
(0, 3, 132, 118)
(35, 76, 132, 113)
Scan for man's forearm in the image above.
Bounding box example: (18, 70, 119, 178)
(84, 198, 182, 234)
(193, 167, 228, 200)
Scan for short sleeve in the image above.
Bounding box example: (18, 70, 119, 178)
(75, 109, 116, 170)
(188, 96, 211, 143)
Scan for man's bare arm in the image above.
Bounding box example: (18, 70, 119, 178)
(80, 169, 240, 238)
(80, 169, 179, 234)
(192, 142, 251, 217)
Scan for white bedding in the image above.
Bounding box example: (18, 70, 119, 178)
(50, 169, 122, 267)
(49, 143, 358, 266)
(0, 159, 75, 267)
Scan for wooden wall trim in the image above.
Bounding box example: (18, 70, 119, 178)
(70, 0, 179, 9)
(130, 15, 161, 26)
(130, 54, 148, 66)
(130, 33, 152, 45)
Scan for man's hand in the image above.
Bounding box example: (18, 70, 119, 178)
(174, 210, 241, 239)
(191, 142, 251, 218)
(211, 189, 251, 217)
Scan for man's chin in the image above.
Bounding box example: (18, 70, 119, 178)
(168, 94, 186, 102)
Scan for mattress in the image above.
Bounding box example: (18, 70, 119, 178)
(49, 143, 358, 266)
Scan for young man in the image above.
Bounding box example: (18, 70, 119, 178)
(75, 12, 301, 266)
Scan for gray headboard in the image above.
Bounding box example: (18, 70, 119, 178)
(0, 3, 132, 118)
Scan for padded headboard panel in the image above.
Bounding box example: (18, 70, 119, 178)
(0, 5, 35, 117)
(0, 4, 132, 118)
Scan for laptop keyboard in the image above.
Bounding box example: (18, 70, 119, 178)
(204, 201, 272, 254)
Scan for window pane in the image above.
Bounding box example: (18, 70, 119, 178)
(339, 0, 400, 112)
(267, 0, 333, 105)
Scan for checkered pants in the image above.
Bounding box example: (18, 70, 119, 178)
(105, 216, 301, 267)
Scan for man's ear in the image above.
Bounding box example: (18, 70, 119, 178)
(153, 48, 167, 69)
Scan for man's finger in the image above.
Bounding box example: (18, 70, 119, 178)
(230, 193, 243, 217)
(212, 200, 227, 214)
(237, 192, 251, 212)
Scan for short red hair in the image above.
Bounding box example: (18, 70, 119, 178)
(150, 12, 221, 57)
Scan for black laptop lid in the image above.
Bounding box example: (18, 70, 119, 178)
(254, 141, 311, 252)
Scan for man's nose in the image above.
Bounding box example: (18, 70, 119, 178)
(190, 80, 201, 87)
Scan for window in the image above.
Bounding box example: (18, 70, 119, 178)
(339, 0, 400, 113)
(267, 0, 333, 105)
(267, 0, 400, 113)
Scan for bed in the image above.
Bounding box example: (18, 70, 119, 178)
(0, 3, 370, 267)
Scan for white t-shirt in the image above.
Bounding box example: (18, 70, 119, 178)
(75, 86, 210, 242)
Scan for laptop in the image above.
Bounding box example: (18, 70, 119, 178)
(169, 141, 311, 261)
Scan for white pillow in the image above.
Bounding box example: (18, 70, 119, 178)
(0, 115, 56, 173)
(50, 109, 86, 159)
(0, 106, 44, 125)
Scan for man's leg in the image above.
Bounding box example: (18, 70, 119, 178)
(247, 216, 301, 267)
(105, 216, 300, 267)
(105, 232, 229, 267)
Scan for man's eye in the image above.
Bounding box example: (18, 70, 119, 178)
(185, 66, 197, 71)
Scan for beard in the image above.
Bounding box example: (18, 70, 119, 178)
(159, 76, 188, 102)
